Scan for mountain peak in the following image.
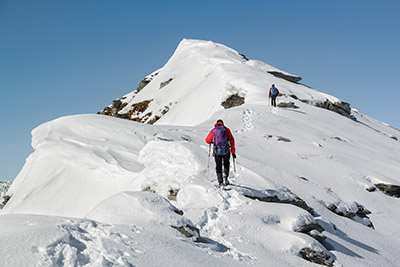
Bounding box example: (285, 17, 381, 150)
(99, 39, 344, 126)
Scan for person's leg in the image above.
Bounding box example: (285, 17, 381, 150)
(272, 95, 277, 107)
(222, 153, 231, 185)
(214, 155, 223, 185)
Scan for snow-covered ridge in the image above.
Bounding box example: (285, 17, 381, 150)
(99, 39, 342, 126)
(1, 39, 400, 266)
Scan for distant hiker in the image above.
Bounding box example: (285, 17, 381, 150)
(205, 119, 236, 187)
(269, 84, 279, 107)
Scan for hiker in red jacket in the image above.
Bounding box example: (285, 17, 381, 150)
(205, 119, 236, 187)
(269, 84, 279, 107)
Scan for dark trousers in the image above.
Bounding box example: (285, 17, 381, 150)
(271, 95, 277, 107)
(215, 153, 230, 184)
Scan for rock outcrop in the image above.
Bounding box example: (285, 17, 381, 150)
(277, 102, 298, 108)
(267, 71, 302, 83)
(296, 222, 326, 243)
(242, 188, 314, 215)
(327, 203, 374, 228)
(315, 99, 351, 117)
(0, 181, 11, 209)
(375, 183, 400, 198)
(221, 94, 245, 109)
(299, 248, 333, 267)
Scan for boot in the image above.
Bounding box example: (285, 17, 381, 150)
(217, 173, 223, 187)
(224, 174, 230, 186)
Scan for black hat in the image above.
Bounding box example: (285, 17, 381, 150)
(217, 119, 224, 124)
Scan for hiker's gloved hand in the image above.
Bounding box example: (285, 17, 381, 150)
(232, 153, 236, 159)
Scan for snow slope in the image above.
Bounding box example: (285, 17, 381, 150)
(1, 39, 400, 267)
(100, 39, 340, 126)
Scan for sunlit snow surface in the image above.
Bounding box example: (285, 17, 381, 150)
(1, 40, 400, 266)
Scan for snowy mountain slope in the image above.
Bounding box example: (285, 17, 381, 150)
(99, 39, 342, 126)
(2, 39, 400, 266)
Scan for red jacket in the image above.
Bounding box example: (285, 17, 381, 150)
(205, 122, 236, 154)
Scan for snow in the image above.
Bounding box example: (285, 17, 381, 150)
(1, 39, 400, 266)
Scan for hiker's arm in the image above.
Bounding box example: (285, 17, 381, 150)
(226, 128, 236, 154)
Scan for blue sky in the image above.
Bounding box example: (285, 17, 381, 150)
(1, 0, 399, 181)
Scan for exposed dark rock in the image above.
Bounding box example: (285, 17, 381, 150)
(239, 53, 249, 61)
(300, 99, 310, 104)
(296, 222, 326, 243)
(375, 183, 400, 198)
(115, 113, 130, 120)
(277, 102, 298, 108)
(137, 72, 158, 93)
(315, 99, 351, 117)
(309, 230, 327, 243)
(138, 78, 151, 92)
(296, 222, 324, 234)
(148, 116, 161, 125)
(2, 195, 11, 206)
(327, 203, 374, 228)
(128, 100, 153, 122)
(299, 248, 333, 267)
(171, 225, 200, 241)
(277, 136, 291, 142)
(243, 189, 314, 215)
(112, 99, 121, 110)
(160, 78, 173, 89)
(98, 100, 128, 117)
(180, 135, 192, 142)
(267, 71, 302, 83)
(390, 136, 398, 141)
(332, 136, 346, 142)
(221, 94, 245, 109)
(98, 72, 159, 118)
(366, 186, 377, 192)
(142, 186, 156, 193)
(168, 189, 179, 201)
(289, 94, 298, 100)
(174, 209, 184, 216)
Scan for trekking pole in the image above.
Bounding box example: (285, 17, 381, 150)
(206, 144, 211, 180)
(232, 153, 237, 184)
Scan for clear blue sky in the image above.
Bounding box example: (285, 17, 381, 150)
(1, 0, 399, 181)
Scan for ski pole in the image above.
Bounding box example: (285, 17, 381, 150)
(206, 144, 211, 180)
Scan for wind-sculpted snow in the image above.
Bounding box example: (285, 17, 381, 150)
(3, 101, 400, 266)
(2, 39, 400, 266)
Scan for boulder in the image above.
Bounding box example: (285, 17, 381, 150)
(277, 102, 298, 108)
(160, 78, 173, 89)
(315, 99, 351, 117)
(299, 248, 333, 267)
(221, 94, 245, 109)
(327, 203, 374, 228)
